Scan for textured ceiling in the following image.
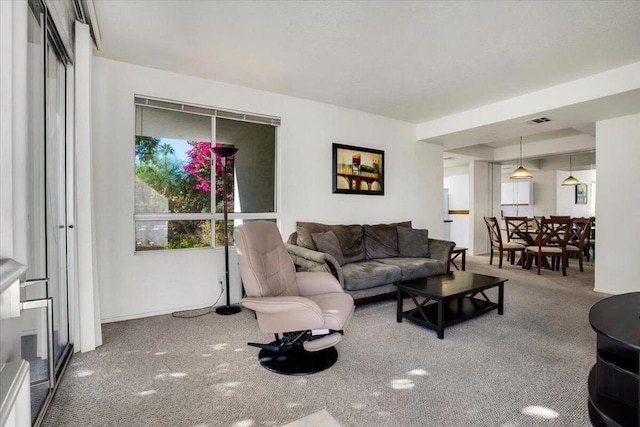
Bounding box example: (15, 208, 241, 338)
(93, 1, 640, 124)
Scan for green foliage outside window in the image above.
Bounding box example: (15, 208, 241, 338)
(135, 136, 213, 249)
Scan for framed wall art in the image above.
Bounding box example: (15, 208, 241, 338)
(332, 143, 384, 195)
(575, 183, 588, 204)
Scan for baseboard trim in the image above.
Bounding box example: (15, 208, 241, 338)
(593, 287, 618, 295)
(101, 303, 224, 324)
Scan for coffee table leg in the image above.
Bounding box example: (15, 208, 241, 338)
(461, 250, 466, 271)
(437, 300, 444, 339)
(498, 283, 504, 315)
(397, 288, 403, 323)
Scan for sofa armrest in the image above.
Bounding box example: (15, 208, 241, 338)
(428, 238, 456, 272)
(285, 243, 345, 287)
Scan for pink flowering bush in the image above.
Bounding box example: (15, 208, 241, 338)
(183, 141, 212, 192)
(183, 141, 235, 246)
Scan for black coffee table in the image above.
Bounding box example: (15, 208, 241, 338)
(395, 271, 507, 339)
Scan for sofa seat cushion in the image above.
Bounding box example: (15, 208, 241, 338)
(341, 261, 402, 291)
(376, 257, 447, 281)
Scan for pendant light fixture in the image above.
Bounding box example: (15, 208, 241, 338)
(561, 154, 580, 186)
(510, 136, 533, 179)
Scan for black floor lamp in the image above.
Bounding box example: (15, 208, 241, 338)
(213, 145, 241, 315)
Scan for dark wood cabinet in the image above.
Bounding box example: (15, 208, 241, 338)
(588, 292, 639, 427)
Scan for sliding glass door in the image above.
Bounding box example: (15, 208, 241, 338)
(23, 1, 73, 425)
(44, 18, 70, 375)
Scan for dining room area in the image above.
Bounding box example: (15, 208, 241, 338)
(444, 145, 598, 278)
(494, 149, 596, 276)
(440, 102, 640, 300)
(484, 214, 595, 276)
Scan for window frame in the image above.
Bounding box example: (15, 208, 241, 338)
(133, 96, 279, 253)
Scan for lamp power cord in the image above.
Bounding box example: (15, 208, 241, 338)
(171, 279, 225, 318)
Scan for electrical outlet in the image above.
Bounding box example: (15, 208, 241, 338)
(217, 275, 224, 285)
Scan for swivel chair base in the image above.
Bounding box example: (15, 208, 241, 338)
(257, 342, 338, 375)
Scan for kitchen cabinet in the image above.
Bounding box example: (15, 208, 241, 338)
(501, 182, 533, 205)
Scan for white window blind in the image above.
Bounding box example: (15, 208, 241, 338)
(135, 106, 212, 141)
(134, 96, 281, 127)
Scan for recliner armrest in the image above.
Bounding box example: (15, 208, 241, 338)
(296, 272, 343, 296)
(241, 296, 325, 333)
(241, 296, 323, 315)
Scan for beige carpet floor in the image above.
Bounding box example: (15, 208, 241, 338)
(43, 255, 603, 427)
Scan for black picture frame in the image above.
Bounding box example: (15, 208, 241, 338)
(332, 143, 384, 195)
(575, 183, 588, 204)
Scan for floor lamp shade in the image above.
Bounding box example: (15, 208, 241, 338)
(212, 146, 239, 158)
(213, 145, 241, 315)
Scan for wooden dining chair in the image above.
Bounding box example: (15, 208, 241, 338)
(548, 216, 570, 244)
(534, 216, 545, 232)
(504, 216, 528, 242)
(525, 217, 572, 276)
(484, 217, 525, 268)
(566, 217, 591, 271)
(585, 216, 596, 261)
(504, 216, 528, 263)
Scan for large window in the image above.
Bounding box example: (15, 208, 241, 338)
(134, 97, 278, 251)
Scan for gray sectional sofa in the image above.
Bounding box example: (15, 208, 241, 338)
(286, 221, 456, 303)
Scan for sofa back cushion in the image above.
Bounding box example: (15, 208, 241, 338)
(397, 226, 430, 257)
(364, 224, 397, 259)
(296, 222, 365, 264)
(364, 221, 412, 259)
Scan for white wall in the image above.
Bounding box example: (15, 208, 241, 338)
(1, 0, 28, 264)
(0, 0, 15, 259)
(531, 170, 557, 216)
(92, 58, 444, 322)
(0, 2, 32, 425)
(444, 165, 469, 177)
(595, 113, 640, 295)
(556, 169, 595, 217)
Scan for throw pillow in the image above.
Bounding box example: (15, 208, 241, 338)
(397, 227, 430, 258)
(329, 224, 365, 264)
(296, 222, 330, 250)
(311, 230, 346, 266)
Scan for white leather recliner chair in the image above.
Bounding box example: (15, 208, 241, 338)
(234, 221, 354, 375)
